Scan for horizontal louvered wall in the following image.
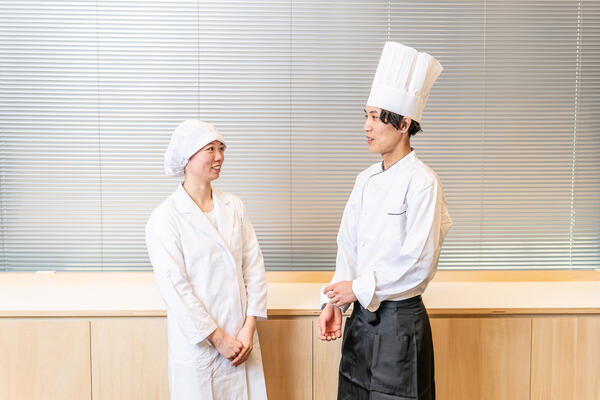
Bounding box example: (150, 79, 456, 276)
(0, 0, 598, 271)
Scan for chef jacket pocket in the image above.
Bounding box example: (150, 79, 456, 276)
(387, 205, 408, 241)
(370, 333, 415, 398)
(387, 204, 407, 216)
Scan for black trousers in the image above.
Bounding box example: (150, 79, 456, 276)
(338, 296, 435, 400)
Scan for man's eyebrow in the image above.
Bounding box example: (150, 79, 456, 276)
(363, 109, 379, 114)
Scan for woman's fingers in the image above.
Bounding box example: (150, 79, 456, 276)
(230, 347, 244, 365)
(231, 344, 252, 366)
(225, 338, 243, 360)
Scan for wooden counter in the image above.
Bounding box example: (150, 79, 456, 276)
(1, 270, 599, 317)
(1, 271, 599, 400)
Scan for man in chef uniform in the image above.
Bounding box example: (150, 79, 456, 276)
(318, 42, 452, 400)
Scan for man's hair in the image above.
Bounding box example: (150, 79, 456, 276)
(379, 109, 422, 137)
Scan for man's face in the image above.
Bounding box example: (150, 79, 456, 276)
(363, 106, 403, 156)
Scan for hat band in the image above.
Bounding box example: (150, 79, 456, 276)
(366, 84, 426, 123)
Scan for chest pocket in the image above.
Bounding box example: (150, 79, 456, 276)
(387, 204, 408, 216)
(387, 204, 408, 242)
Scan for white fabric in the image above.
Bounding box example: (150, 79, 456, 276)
(146, 185, 268, 400)
(366, 42, 443, 123)
(320, 151, 452, 312)
(204, 208, 218, 229)
(164, 119, 226, 177)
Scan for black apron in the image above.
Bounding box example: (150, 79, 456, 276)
(338, 296, 435, 400)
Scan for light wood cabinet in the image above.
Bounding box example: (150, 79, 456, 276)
(1, 315, 599, 399)
(0, 320, 91, 400)
(91, 318, 169, 400)
(531, 317, 600, 400)
(312, 318, 344, 400)
(432, 317, 531, 400)
(257, 318, 313, 400)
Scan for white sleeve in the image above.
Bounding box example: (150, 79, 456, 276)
(353, 181, 447, 311)
(146, 212, 218, 345)
(240, 201, 268, 320)
(320, 179, 361, 311)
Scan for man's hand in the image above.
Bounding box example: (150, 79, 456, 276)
(231, 317, 256, 367)
(318, 303, 342, 341)
(208, 327, 242, 361)
(323, 280, 357, 308)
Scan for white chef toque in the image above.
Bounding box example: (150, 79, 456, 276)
(366, 41, 443, 123)
(164, 119, 226, 177)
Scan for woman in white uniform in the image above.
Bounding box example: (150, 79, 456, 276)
(146, 119, 268, 400)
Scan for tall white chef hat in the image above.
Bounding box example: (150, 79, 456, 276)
(164, 119, 226, 176)
(366, 41, 443, 123)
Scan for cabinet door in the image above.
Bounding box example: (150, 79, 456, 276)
(431, 317, 531, 400)
(312, 317, 344, 400)
(531, 316, 600, 400)
(91, 318, 169, 400)
(257, 318, 312, 400)
(0, 319, 91, 400)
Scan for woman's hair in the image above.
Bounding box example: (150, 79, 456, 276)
(379, 109, 422, 136)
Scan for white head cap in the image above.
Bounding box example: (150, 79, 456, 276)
(366, 42, 443, 123)
(164, 119, 226, 176)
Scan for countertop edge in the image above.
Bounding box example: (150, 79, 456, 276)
(2, 307, 599, 318)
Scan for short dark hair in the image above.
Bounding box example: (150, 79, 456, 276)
(379, 109, 422, 137)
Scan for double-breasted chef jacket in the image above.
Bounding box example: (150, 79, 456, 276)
(146, 184, 268, 400)
(321, 150, 452, 311)
(322, 150, 451, 399)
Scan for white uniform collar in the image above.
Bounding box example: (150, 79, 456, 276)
(375, 149, 416, 175)
(173, 184, 235, 253)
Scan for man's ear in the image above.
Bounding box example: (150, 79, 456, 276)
(400, 117, 412, 134)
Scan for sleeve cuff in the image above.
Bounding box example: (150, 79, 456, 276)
(247, 309, 268, 321)
(352, 273, 380, 312)
(190, 320, 219, 345)
(320, 285, 351, 313)
(319, 285, 329, 309)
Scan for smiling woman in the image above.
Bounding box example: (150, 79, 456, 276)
(146, 120, 268, 400)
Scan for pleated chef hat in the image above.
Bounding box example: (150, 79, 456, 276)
(164, 119, 226, 176)
(366, 42, 443, 123)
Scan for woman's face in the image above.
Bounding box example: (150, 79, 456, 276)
(185, 140, 225, 182)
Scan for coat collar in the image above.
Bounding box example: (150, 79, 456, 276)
(212, 189, 235, 249)
(371, 149, 417, 177)
(173, 184, 235, 254)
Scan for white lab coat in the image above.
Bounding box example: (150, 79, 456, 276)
(146, 184, 268, 400)
(321, 150, 452, 312)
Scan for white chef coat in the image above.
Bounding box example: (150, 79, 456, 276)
(321, 150, 452, 312)
(146, 184, 268, 400)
